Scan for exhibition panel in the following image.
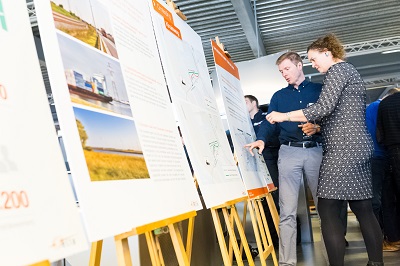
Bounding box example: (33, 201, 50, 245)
(150, 0, 247, 208)
(0, 0, 87, 265)
(34, 0, 201, 242)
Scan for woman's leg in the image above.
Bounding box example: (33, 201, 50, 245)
(318, 198, 346, 266)
(348, 199, 383, 262)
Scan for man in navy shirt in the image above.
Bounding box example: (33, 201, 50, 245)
(377, 88, 400, 249)
(245, 95, 280, 195)
(245, 94, 280, 247)
(245, 52, 323, 265)
(366, 88, 400, 251)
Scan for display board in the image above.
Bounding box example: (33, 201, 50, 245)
(0, 0, 87, 265)
(149, 0, 247, 208)
(34, 0, 201, 241)
(211, 40, 276, 197)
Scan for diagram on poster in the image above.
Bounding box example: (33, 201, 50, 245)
(34, 0, 201, 241)
(149, 0, 247, 207)
(0, 1, 87, 265)
(211, 40, 276, 197)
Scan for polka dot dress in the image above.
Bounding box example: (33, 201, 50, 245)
(303, 62, 373, 200)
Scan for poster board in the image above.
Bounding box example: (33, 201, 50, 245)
(0, 0, 87, 264)
(34, 0, 201, 241)
(149, 0, 247, 208)
(211, 40, 276, 197)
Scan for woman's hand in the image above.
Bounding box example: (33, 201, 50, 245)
(266, 111, 286, 124)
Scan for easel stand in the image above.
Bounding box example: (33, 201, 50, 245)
(247, 192, 279, 266)
(30, 260, 50, 266)
(89, 211, 196, 266)
(210, 196, 256, 266)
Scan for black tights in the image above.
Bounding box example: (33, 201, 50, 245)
(318, 198, 383, 266)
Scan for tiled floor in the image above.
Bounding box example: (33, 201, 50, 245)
(251, 213, 400, 266)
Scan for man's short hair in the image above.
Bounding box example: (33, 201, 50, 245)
(386, 88, 400, 97)
(276, 51, 303, 66)
(245, 95, 259, 108)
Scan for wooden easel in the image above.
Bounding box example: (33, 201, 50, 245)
(166, 0, 187, 21)
(215, 36, 231, 58)
(89, 211, 196, 266)
(247, 192, 279, 266)
(30, 260, 50, 266)
(210, 196, 256, 266)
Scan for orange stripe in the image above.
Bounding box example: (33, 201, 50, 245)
(152, 0, 173, 24)
(247, 187, 267, 198)
(211, 40, 240, 80)
(165, 20, 182, 40)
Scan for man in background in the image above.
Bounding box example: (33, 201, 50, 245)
(245, 94, 280, 247)
(377, 88, 400, 249)
(245, 94, 280, 203)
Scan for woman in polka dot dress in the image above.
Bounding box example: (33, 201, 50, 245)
(266, 33, 383, 266)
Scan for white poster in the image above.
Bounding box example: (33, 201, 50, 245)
(34, 0, 201, 241)
(0, 1, 87, 265)
(149, 0, 247, 208)
(211, 41, 276, 198)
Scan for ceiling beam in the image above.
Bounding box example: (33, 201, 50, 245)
(230, 0, 266, 58)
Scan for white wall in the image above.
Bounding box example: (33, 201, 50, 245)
(236, 51, 287, 105)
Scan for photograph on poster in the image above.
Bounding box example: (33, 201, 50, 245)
(51, 0, 118, 58)
(73, 106, 149, 181)
(57, 33, 131, 116)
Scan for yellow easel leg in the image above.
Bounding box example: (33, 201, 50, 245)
(185, 216, 195, 261)
(211, 208, 232, 265)
(114, 237, 132, 266)
(168, 223, 190, 265)
(89, 240, 103, 266)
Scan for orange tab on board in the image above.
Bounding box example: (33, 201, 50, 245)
(152, 0, 173, 24)
(247, 187, 267, 198)
(211, 40, 240, 80)
(165, 20, 182, 39)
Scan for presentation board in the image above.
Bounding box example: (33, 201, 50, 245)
(211, 40, 276, 197)
(0, 0, 87, 264)
(149, 0, 247, 208)
(34, 0, 201, 241)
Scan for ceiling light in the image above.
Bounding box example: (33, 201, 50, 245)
(381, 49, 400, 54)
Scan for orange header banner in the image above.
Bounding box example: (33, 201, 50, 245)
(152, 0, 173, 24)
(165, 20, 182, 40)
(211, 40, 240, 80)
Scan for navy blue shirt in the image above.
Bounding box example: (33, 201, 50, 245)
(252, 109, 280, 148)
(251, 109, 267, 134)
(257, 79, 323, 144)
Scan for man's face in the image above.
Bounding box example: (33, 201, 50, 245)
(245, 97, 256, 113)
(278, 58, 302, 85)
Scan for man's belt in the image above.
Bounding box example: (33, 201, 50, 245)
(282, 141, 321, 148)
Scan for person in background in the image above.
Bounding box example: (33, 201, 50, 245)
(266, 33, 383, 266)
(245, 95, 280, 203)
(377, 87, 400, 249)
(245, 94, 280, 248)
(245, 51, 323, 265)
(367, 88, 400, 252)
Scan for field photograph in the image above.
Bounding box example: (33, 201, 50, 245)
(51, 0, 118, 58)
(73, 106, 150, 181)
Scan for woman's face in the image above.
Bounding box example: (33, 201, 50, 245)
(307, 49, 332, 73)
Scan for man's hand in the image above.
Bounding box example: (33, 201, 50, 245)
(244, 140, 265, 156)
(299, 122, 320, 136)
(266, 111, 286, 124)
